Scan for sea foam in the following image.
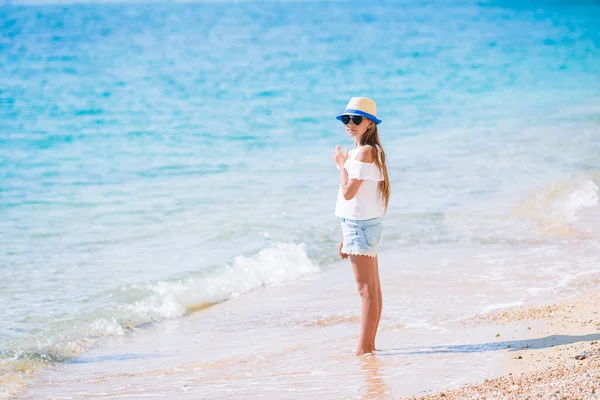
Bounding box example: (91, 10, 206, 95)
(1, 243, 319, 371)
(115, 242, 320, 326)
(515, 178, 599, 229)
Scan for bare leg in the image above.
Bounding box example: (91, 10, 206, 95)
(371, 256, 382, 350)
(350, 254, 379, 356)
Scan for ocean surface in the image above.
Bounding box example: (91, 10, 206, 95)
(1, 0, 600, 396)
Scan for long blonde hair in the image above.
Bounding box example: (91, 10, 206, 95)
(360, 124, 390, 212)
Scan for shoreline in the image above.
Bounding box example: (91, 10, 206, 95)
(416, 290, 600, 399)
(10, 248, 600, 399)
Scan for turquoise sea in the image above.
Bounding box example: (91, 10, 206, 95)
(1, 0, 600, 396)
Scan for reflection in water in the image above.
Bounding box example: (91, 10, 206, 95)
(360, 356, 390, 400)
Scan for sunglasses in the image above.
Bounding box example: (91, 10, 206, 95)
(340, 115, 364, 125)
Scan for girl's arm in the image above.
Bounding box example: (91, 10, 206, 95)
(339, 166, 362, 200)
(334, 145, 374, 200)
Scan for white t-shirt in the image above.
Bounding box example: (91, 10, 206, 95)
(335, 147, 385, 220)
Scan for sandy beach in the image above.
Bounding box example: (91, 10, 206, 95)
(416, 292, 600, 399)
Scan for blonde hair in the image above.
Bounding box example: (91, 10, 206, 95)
(360, 124, 390, 212)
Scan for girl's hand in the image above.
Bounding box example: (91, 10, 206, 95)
(338, 239, 348, 259)
(333, 145, 349, 167)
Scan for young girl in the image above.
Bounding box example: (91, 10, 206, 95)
(333, 97, 390, 356)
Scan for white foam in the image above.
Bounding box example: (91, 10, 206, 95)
(561, 180, 599, 224)
(215, 242, 321, 297)
(125, 292, 187, 321)
(517, 178, 599, 229)
(117, 242, 320, 324)
(90, 318, 125, 336)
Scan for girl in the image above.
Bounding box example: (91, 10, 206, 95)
(333, 97, 390, 356)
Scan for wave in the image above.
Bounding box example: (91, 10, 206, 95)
(0, 242, 319, 397)
(118, 242, 320, 321)
(514, 178, 599, 230)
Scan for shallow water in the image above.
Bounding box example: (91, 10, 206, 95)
(16, 245, 600, 399)
(1, 0, 600, 396)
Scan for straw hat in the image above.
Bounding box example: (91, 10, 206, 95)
(336, 97, 382, 125)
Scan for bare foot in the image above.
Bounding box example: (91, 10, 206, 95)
(355, 348, 375, 356)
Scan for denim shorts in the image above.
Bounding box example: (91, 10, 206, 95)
(340, 217, 383, 258)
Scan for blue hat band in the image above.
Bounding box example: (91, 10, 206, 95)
(336, 109, 382, 125)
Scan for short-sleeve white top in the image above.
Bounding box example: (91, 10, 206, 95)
(335, 147, 385, 220)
